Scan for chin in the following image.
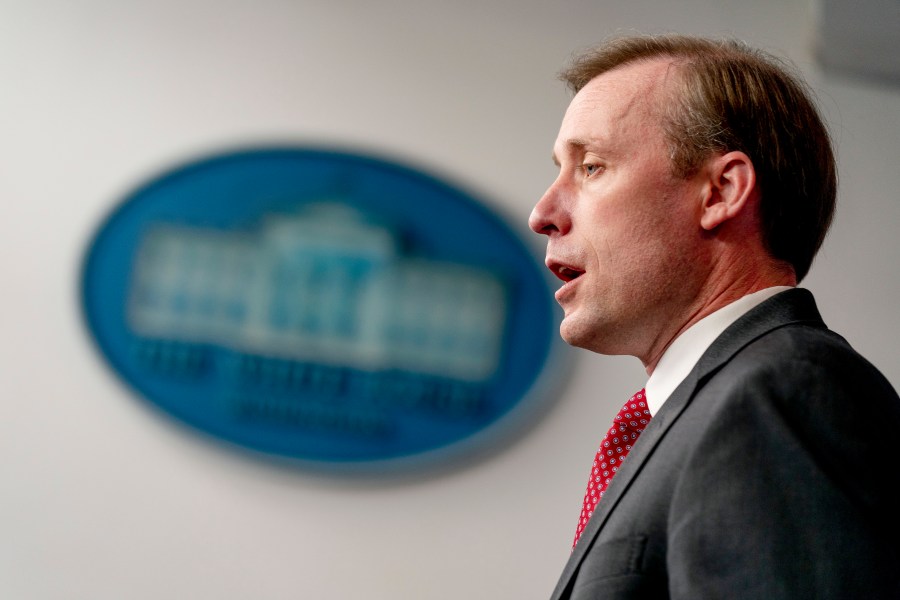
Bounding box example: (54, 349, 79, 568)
(559, 313, 623, 355)
(558, 317, 594, 350)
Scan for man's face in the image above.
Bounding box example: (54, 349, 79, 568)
(529, 59, 708, 359)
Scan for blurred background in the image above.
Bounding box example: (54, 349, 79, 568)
(2, 1, 898, 598)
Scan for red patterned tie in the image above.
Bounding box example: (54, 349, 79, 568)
(573, 389, 651, 547)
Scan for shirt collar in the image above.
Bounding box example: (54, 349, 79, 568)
(644, 286, 794, 415)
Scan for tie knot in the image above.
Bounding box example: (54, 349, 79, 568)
(612, 388, 651, 430)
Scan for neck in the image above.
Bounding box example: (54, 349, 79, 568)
(640, 269, 796, 375)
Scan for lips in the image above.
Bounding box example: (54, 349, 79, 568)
(547, 260, 585, 283)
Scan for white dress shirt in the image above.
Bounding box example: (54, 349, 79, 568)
(644, 286, 794, 416)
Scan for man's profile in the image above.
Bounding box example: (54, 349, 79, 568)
(529, 34, 900, 599)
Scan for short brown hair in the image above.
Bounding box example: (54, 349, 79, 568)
(561, 34, 836, 282)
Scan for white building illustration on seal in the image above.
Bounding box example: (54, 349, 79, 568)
(127, 203, 507, 382)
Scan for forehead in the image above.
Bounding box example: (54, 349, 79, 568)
(555, 58, 676, 157)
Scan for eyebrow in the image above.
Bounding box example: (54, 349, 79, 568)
(552, 138, 599, 166)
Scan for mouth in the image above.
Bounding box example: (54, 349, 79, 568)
(547, 260, 585, 283)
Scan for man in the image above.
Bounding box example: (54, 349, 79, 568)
(529, 34, 900, 599)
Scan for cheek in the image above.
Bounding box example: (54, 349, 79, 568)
(630, 179, 699, 243)
(576, 174, 693, 265)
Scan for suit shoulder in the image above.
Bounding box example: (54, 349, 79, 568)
(724, 321, 896, 399)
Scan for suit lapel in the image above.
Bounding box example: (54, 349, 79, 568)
(549, 289, 825, 600)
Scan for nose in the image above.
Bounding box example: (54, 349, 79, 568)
(529, 179, 567, 236)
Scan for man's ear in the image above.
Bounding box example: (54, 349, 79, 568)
(699, 151, 757, 231)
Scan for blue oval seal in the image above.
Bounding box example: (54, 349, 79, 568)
(81, 148, 561, 468)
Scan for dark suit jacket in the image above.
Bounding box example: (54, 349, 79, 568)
(551, 289, 900, 599)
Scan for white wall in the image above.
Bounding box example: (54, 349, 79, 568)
(2, 1, 898, 598)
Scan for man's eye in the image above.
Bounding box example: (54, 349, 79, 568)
(582, 163, 603, 177)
